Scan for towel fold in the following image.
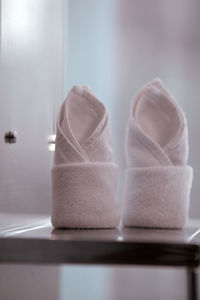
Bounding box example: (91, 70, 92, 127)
(52, 86, 120, 228)
(122, 79, 193, 229)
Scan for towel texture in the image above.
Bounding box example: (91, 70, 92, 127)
(52, 86, 120, 228)
(122, 79, 193, 229)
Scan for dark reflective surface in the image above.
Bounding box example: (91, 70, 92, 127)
(1, 214, 200, 244)
(1, 214, 200, 267)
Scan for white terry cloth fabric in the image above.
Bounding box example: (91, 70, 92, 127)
(52, 86, 120, 229)
(122, 78, 193, 229)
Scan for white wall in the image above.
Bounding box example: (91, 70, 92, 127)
(0, 0, 63, 215)
(0, 1, 64, 299)
(114, 0, 200, 218)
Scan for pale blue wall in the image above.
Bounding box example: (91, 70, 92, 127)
(64, 0, 117, 142)
(61, 1, 116, 299)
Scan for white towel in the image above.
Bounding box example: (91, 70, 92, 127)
(52, 86, 120, 228)
(122, 79, 193, 229)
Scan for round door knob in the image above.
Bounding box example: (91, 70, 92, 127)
(4, 131, 17, 144)
(47, 134, 56, 151)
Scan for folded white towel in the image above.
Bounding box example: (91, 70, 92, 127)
(52, 86, 120, 228)
(122, 79, 193, 229)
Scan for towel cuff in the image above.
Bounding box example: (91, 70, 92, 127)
(122, 166, 193, 229)
(52, 162, 120, 228)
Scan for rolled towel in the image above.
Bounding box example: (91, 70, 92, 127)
(122, 78, 193, 229)
(52, 86, 120, 228)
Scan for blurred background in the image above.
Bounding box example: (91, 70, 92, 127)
(0, 0, 200, 299)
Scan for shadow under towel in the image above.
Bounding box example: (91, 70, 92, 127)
(52, 86, 120, 228)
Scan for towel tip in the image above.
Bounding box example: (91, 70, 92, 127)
(71, 85, 84, 95)
(71, 85, 95, 98)
(150, 77, 165, 87)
